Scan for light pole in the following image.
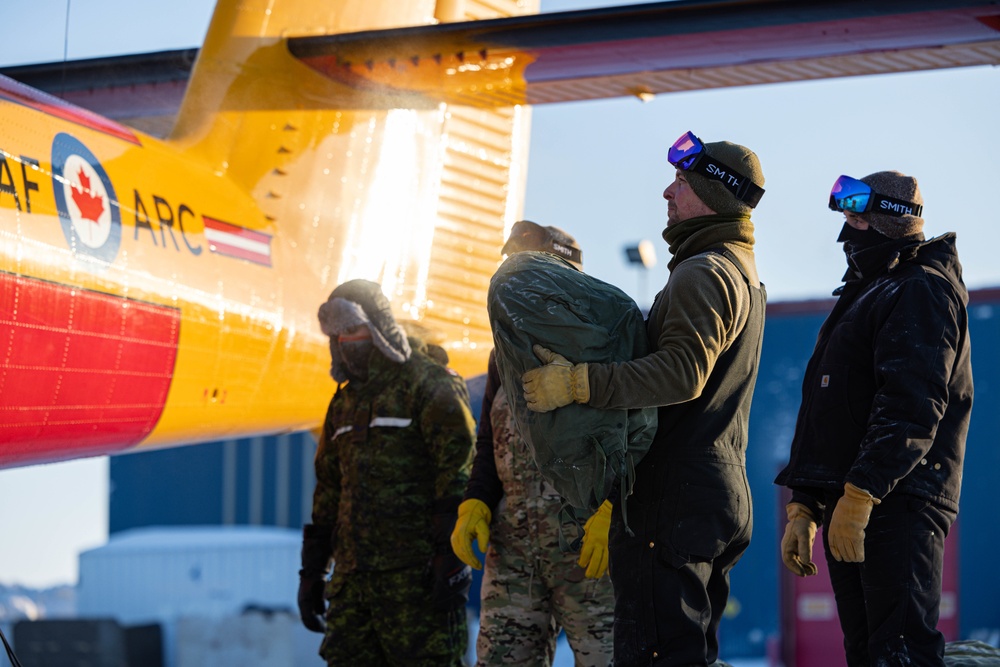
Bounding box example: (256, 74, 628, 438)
(624, 240, 657, 309)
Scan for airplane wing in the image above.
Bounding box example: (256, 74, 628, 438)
(288, 0, 1000, 107)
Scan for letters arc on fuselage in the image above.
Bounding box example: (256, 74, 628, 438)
(2, 132, 275, 270)
(1, 75, 274, 270)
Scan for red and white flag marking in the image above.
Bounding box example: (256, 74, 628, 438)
(202, 216, 272, 267)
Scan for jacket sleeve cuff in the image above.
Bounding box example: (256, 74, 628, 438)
(844, 474, 884, 502)
(789, 489, 825, 522)
(433, 496, 461, 516)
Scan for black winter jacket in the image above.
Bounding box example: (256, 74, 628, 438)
(775, 233, 973, 513)
(462, 351, 505, 511)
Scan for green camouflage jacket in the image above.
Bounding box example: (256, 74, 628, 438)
(312, 348, 475, 572)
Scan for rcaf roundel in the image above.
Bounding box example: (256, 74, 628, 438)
(51, 133, 122, 265)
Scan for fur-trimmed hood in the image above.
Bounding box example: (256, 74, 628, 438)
(317, 279, 411, 382)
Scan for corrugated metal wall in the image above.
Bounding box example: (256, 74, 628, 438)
(109, 432, 315, 533)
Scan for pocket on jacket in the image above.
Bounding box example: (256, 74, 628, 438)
(814, 363, 870, 430)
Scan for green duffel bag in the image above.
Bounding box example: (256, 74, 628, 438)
(488, 250, 657, 516)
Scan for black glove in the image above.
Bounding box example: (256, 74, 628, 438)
(297, 576, 326, 633)
(298, 523, 334, 633)
(430, 551, 472, 611)
(430, 503, 472, 611)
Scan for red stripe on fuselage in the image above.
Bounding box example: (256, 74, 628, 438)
(0, 272, 179, 466)
(0, 74, 141, 146)
(202, 216, 272, 244)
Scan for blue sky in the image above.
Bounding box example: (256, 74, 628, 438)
(1, 0, 998, 588)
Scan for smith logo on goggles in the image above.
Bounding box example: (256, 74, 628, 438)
(829, 175, 923, 217)
(667, 131, 764, 208)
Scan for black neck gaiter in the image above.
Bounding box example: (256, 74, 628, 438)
(838, 222, 888, 258)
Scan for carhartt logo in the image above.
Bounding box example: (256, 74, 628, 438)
(880, 200, 914, 215)
(821, 375, 830, 388)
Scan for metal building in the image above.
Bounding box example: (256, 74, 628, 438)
(109, 432, 317, 534)
(76, 526, 311, 667)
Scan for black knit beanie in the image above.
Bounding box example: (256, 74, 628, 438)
(685, 141, 765, 216)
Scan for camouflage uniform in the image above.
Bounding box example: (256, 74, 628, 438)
(313, 347, 476, 667)
(470, 354, 615, 667)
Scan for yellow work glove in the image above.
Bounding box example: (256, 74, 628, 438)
(781, 502, 819, 577)
(827, 482, 880, 563)
(521, 344, 590, 413)
(579, 500, 613, 579)
(450, 499, 492, 570)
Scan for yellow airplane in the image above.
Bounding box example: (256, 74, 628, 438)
(1, 0, 998, 469)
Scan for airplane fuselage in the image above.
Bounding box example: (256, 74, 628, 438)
(0, 75, 332, 466)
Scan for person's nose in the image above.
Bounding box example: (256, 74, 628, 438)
(663, 183, 675, 201)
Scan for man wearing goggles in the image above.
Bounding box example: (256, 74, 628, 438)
(828, 174, 924, 219)
(521, 131, 767, 666)
(667, 130, 765, 210)
(776, 171, 972, 667)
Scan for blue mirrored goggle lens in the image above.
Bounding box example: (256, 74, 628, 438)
(830, 175, 872, 213)
(668, 131, 703, 170)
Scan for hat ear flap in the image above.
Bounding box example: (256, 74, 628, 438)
(328, 338, 347, 383)
(368, 319, 410, 364)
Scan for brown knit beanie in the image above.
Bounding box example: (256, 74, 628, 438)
(685, 141, 765, 216)
(501, 219, 583, 269)
(857, 170, 924, 239)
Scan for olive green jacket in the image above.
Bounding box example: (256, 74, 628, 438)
(587, 216, 758, 411)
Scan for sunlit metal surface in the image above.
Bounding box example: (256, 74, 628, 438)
(288, 0, 1000, 107)
(0, 0, 536, 468)
(4, 0, 994, 468)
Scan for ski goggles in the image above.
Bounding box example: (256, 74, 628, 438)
(828, 175, 923, 217)
(667, 131, 765, 208)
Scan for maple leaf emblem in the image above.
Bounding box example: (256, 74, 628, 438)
(70, 168, 105, 222)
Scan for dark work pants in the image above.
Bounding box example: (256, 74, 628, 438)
(822, 491, 956, 667)
(608, 474, 751, 667)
